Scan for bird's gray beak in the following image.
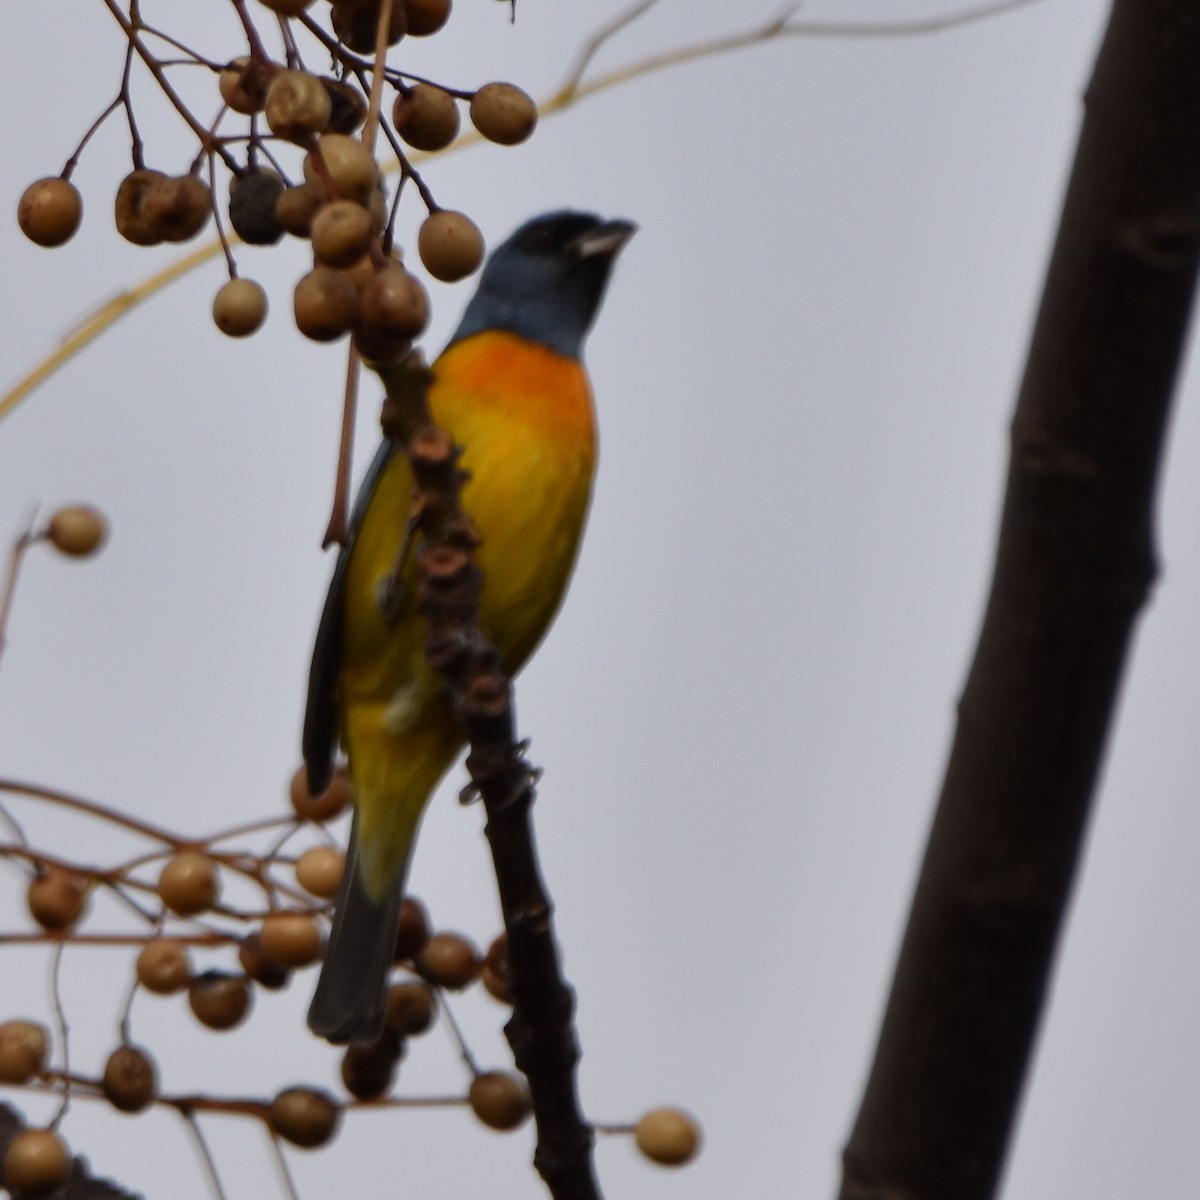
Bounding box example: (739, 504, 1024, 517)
(570, 218, 638, 260)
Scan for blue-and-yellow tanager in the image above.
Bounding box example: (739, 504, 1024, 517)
(303, 211, 635, 1043)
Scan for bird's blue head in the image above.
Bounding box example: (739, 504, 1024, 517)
(449, 210, 636, 360)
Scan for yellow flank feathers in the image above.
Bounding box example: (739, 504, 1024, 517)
(339, 329, 596, 900)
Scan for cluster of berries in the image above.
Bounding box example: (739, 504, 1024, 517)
(16, 0, 539, 359)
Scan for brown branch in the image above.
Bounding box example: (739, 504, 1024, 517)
(839, 3, 1200, 1198)
(374, 358, 601, 1200)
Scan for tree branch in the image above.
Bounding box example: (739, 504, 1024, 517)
(375, 360, 601, 1200)
(839, 3, 1200, 1198)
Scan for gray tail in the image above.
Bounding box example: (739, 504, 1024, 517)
(307, 813, 403, 1044)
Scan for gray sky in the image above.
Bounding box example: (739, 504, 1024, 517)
(3, 2, 1199, 1197)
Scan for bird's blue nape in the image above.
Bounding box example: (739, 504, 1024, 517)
(449, 210, 635, 360)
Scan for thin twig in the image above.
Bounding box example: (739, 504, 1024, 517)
(0, 506, 40, 670)
(181, 1109, 231, 1200)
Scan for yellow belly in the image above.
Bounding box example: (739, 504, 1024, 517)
(339, 330, 597, 897)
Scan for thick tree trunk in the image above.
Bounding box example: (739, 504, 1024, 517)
(839, 4, 1200, 1198)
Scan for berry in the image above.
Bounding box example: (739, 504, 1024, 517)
(321, 78, 368, 134)
(140, 174, 212, 243)
(229, 172, 285, 245)
(415, 932, 479, 990)
(258, 0, 314, 13)
(405, 0, 451, 36)
(481, 933, 512, 1004)
(269, 1087, 341, 1148)
(275, 184, 323, 238)
(294, 266, 360, 341)
(3, 1130, 70, 1195)
(289, 764, 352, 822)
(17, 178, 82, 247)
(330, 2, 407, 52)
(359, 263, 429, 340)
(392, 84, 460, 152)
(383, 981, 435, 1036)
(213, 279, 268, 338)
(311, 200, 375, 268)
(418, 210, 484, 282)
(27, 866, 88, 931)
(393, 896, 431, 961)
(304, 134, 380, 206)
(46, 505, 106, 556)
(102, 1044, 157, 1113)
(468, 1072, 531, 1131)
(238, 932, 291, 990)
(158, 850, 220, 916)
(259, 912, 323, 968)
(295, 846, 344, 899)
(470, 82, 537, 145)
(265, 70, 332, 142)
(634, 1108, 702, 1166)
(340, 1040, 399, 1100)
(188, 971, 252, 1030)
(136, 938, 190, 994)
(219, 56, 273, 115)
(0, 1021, 48, 1084)
(114, 169, 166, 246)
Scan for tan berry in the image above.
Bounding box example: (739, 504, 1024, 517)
(3, 1130, 70, 1195)
(27, 866, 88, 931)
(18, 178, 82, 247)
(405, 0, 450, 36)
(393, 896, 431, 961)
(304, 133, 380, 205)
(219, 56, 274, 115)
(213, 278, 268, 338)
(481, 932, 512, 1004)
(295, 846, 344, 899)
(418, 210, 484, 282)
(392, 84, 460, 152)
(469, 1071, 531, 1131)
(102, 1044, 157, 1113)
(188, 971, 252, 1030)
(359, 262, 428, 340)
(275, 183, 323, 238)
(239, 931, 291, 990)
(470, 82, 537, 146)
(294, 266, 360, 341)
(383, 981, 435, 1036)
(265, 70, 332, 142)
(330, 2, 407, 52)
(0, 1021, 49, 1084)
(46, 505, 106, 557)
(140, 174, 212, 242)
(136, 938, 190, 994)
(259, 911, 323, 968)
(114, 168, 166, 246)
(269, 1087, 341, 1148)
(415, 932, 479, 990)
(311, 200, 375, 268)
(289, 763, 352, 822)
(158, 850, 221, 916)
(322, 77, 367, 134)
(635, 1108, 702, 1167)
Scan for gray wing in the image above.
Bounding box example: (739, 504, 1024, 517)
(302, 439, 398, 796)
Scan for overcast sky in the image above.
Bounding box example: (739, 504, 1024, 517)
(2, 2, 1199, 1198)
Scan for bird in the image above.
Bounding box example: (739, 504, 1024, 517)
(303, 210, 635, 1043)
